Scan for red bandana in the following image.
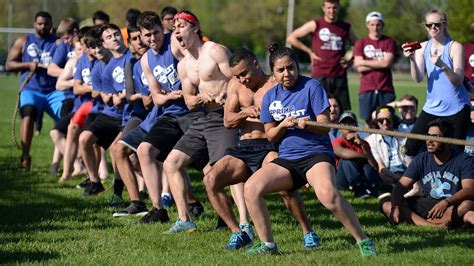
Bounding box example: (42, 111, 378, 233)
(173, 12, 199, 25)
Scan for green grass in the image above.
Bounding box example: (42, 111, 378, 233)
(1, 74, 473, 265)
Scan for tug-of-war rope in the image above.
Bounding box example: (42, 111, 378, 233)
(306, 121, 474, 147)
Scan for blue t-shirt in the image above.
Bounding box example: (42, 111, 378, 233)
(52, 41, 74, 68)
(101, 50, 132, 119)
(139, 106, 163, 132)
(260, 75, 334, 160)
(404, 150, 474, 199)
(146, 33, 188, 116)
(90, 60, 108, 114)
(129, 58, 148, 118)
(72, 54, 95, 111)
(21, 33, 58, 92)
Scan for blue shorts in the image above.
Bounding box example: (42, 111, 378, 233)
(20, 89, 66, 121)
(358, 90, 396, 121)
(119, 125, 147, 153)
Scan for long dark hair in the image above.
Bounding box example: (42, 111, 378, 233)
(267, 42, 299, 72)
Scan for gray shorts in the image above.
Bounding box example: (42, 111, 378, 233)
(173, 109, 238, 166)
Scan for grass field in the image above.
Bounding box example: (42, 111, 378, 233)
(1, 73, 473, 265)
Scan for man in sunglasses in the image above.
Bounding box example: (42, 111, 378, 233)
(380, 119, 474, 228)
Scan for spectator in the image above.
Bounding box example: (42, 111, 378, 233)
(287, 0, 357, 111)
(463, 22, 474, 86)
(333, 112, 380, 198)
(160, 6, 178, 34)
(402, 9, 470, 157)
(380, 119, 474, 228)
(92, 11, 110, 26)
(328, 94, 341, 140)
(366, 106, 406, 194)
(389, 94, 418, 134)
(121, 8, 141, 47)
(354, 11, 396, 125)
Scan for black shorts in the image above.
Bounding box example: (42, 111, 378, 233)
(53, 112, 75, 134)
(226, 138, 277, 174)
(82, 113, 98, 131)
(87, 114, 122, 149)
(272, 153, 336, 191)
(173, 109, 238, 166)
(407, 197, 440, 219)
(119, 126, 147, 153)
(143, 111, 205, 162)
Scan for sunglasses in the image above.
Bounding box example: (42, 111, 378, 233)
(377, 117, 392, 124)
(425, 22, 445, 29)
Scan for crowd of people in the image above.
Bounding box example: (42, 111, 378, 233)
(5, 0, 474, 257)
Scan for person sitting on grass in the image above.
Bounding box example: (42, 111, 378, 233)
(379, 119, 474, 228)
(333, 111, 381, 198)
(388, 94, 418, 134)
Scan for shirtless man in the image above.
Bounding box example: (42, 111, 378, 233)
(163, 11, 239, 233)
(203, 47, 318, 250)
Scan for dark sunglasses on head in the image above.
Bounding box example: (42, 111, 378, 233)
(425, 22, 444, 29)
(377, 117, 392, 124)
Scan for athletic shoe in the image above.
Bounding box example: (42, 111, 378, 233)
(83, 181, 105, 196)
(188, 201, 205, 218)
(161, 194, 174, 209)
(303, 231, 321, 250)
(113, 202, 148, 217)
(163, 219, 197, 234)
(19, 154, 31, 170)
(76, 178, 91, 189)
(215, 216, 228, 230)
(139, 190, 149, 202)
(224, 231, 252, 250)
(244, 242, 279, 256)
(139, 207, 170, 224)
(239, 223, 254, 241)
(109, 194, 125, 208)
(377, 192, 391, 200)
(357, 238, 377, 257)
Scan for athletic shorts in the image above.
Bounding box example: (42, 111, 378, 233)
(54, 112, 74, 135)
(174, 109, 238, 166)
(71, 101, 94, 126)
(82, 113, 98, 131)
(122, 117, 143, 136)
(272, 153, 336, 191)
(119, 126, 147, 153)
(407, 197, 440, 219)
(143, 111, 205, 162)
(358, 90, 396, 121)
(87, 114, 122, 149)
(226, 138, 278, 174)
(19, 89, 66, 121)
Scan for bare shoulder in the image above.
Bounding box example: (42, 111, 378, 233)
(205, 41, 230, 58)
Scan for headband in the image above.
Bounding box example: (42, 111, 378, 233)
(173, 12, 199, 25)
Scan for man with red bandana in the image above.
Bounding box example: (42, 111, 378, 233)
(287, 0, 357, 111)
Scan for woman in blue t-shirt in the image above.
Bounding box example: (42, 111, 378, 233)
(243, 44, 376, 257)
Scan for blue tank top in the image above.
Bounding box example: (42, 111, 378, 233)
(101, 50, 132, 119)
(21, 33, 58, 92)
(72, 54, 95, 112)
(423, 37, 470, 116)
(146, 33, 188, 116)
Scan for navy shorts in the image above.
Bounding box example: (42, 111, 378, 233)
(226, 138, 278, 174)
(359, 90, 396, 121)
(407, 197, 440, 219)
(119, 126, 147, 153)
(272, 153, 336, 191)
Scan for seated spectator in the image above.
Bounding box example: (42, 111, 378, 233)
(366, 106, 406, 194)
(379, 119, 474, 228)
(465, 92, 474, 156)
(333, 112, 381, 198)
(389, 94, 418, 134)
(328, 94, 341, 140)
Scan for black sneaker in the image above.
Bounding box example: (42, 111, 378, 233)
(139, 207, 170, 224)
(215, 216, 229, 230)
(139, 190, 149, 201)
(188, 201, 205, 218)
(83, 181, 105, 196)
(113, 202, 148, 217)
(76, 178, 91, 189)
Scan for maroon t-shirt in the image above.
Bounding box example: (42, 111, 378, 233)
(463, 42, 474, 83)
(311, 18, 351, 78)
(353, 35, 396, 94)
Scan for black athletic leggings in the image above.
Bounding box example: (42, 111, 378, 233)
(405, 105, 471, 156)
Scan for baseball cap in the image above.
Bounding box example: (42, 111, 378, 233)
(338, 111, 358, 125)
(366, 11, 384, 23)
